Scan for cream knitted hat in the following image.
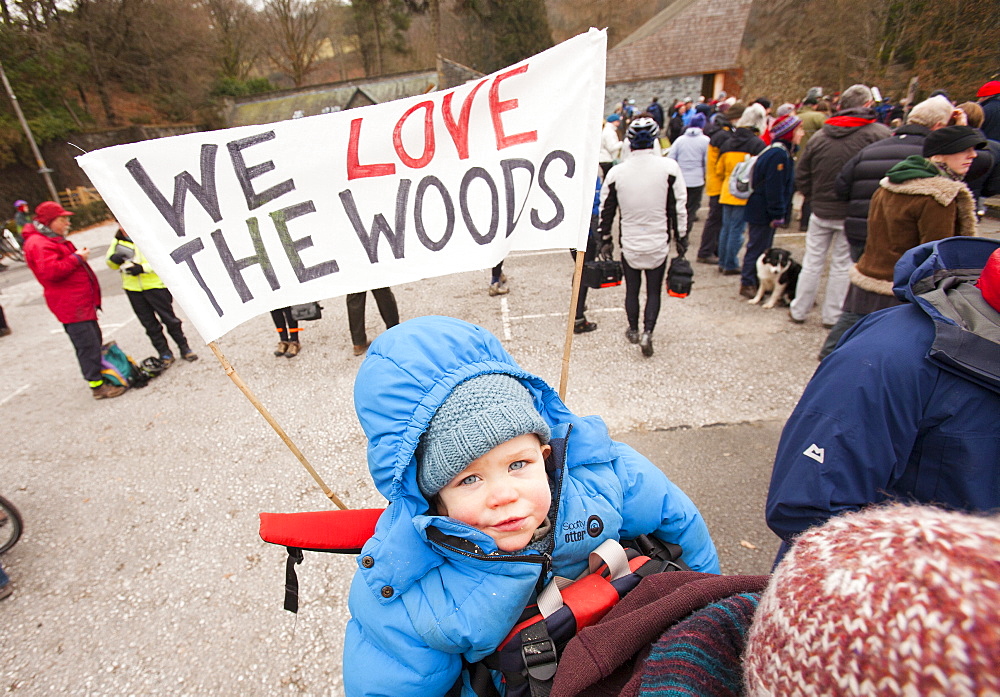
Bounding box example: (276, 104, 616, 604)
(744, 505, 1000, 696)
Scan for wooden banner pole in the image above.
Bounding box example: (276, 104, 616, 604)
(208, 341, 348, 510)
(559, 248, 587, 401)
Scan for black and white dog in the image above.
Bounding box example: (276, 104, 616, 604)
(749, 248, 801, 308)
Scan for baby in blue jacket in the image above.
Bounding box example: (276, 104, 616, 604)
(345, 316, 719, 696)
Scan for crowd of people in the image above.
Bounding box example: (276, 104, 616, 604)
(595, 81, 1000, 364)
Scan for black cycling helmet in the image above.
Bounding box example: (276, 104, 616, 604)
(626, 116, 659, 149)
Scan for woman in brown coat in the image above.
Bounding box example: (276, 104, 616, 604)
(819, 126, 984, 358)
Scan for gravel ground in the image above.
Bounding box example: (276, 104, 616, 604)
(2, 209, 997, 695)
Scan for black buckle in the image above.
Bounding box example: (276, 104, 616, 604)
(520, 624, 558, 681)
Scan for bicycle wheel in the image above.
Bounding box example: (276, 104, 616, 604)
(0, 495, 23, 554)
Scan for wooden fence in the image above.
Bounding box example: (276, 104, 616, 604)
(58, 187, 104, 209)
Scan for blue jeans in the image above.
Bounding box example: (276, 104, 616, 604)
(718, 204, 746, 272)
(0, 560, 8, 588)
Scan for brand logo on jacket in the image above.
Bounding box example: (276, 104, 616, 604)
(587, 515, 604, 537)
(803, 444, 825, 464)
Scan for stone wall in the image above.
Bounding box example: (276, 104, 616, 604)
(604, 75, 704, 120)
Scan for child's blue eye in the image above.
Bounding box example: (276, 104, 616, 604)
(459, 475, 480, 486)
(509, 461, 526, 472)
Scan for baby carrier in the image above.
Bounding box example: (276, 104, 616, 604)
(258, 509, 760, 697)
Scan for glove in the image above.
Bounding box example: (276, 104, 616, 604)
(676, 234, 689, 257)
(769, 218, 786, 228)
(126, 263, 143, 276)
(109, 252, 127, 265)
(599, 236, 613, 260)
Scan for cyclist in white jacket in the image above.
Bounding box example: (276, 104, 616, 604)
(598, 116, 687, 358)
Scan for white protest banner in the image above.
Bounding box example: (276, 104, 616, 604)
(78, 29, 607, 343)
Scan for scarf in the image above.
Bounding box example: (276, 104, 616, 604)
(824, 115, 877, 128)
(33, 222, 63, 239)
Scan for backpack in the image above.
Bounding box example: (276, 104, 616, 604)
(100, 341, 148, 389)
(727, 143, 782, 200)
(666, 255, 694, 298)
(465, 536, 688, 697)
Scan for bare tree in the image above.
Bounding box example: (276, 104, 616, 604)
(206, 0, 261, 81)
(262, 0, 326, 87)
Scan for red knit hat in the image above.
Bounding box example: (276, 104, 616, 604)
(744, 505, 1000, 696)
(976, 247, 1000, 312)
(977, 80, 1000, 98)
(34, 201, 74, 226)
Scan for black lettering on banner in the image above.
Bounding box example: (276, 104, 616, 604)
(339, 181, 410, 264)
(270, 201, 340, 282)
(460, 167, 499, 245)
(532, 149, 575, 231)
(170, 236, 224, 317)
(125, 145, 222, 237)
(210, 218, 280, 303)
(414, 176, 455, 252)
(501, 158, 535, 238)
(227, 132, 295, 210)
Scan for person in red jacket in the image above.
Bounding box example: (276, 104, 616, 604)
(22, 201, 125, 400)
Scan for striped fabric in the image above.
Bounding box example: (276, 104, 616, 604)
(638, 592, 761, 697)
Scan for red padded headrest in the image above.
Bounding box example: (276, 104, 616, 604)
(259, 508, 383, 552)
(976, 247, 1000, 313)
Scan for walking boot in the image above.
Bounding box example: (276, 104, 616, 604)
(92, 382, 126, 400)
(573, 318, 597, 334)
(353, 340, 371, 357)
(285, 341, 301, 358)
(625, 328, 640, 344)
(181, 348, 199, 362)
(274, 341, 289, 357)
(639, 332, 654, 357)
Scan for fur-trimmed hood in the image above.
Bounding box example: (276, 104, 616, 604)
(878, 173, 973, 208)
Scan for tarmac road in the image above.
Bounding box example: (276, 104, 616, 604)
(1, 210, 997, 695)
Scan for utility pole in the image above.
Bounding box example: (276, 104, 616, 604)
(0, 59, 60, 202)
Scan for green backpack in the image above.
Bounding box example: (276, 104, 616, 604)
(100, 342, 148, 388)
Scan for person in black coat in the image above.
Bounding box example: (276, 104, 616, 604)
(835, 96, 954, 261)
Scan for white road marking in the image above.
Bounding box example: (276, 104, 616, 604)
(0, 384, 30, 406)
(500, 296, 512, 340)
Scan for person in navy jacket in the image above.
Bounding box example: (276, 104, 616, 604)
(766, 236, 1000, 563)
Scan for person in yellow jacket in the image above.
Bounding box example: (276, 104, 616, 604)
(714, 104, 767, 274)
(106, 226, 197, 365)
(697, 101, 745, 263)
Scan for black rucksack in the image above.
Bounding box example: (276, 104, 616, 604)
(666, 255, 694, 298)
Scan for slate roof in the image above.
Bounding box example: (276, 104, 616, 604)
(606, 0, 754, 83)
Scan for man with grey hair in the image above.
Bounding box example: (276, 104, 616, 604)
(790, 84, 891, 327)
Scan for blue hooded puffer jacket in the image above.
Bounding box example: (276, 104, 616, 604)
(344, 316, 719, 697)
(767, 237, 1000, 550)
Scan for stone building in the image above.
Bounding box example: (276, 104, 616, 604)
(604, 0, 754, 118)
(224, 58, 483, 127)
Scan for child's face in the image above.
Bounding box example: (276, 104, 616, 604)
(436, 433, 552, 553)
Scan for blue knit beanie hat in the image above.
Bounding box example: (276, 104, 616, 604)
(417, 373, 551, 498)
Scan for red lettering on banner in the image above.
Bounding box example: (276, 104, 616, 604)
(393, 101, 436, 169)
(347, 118, 396, 180)
(489, 65, 537, 150)
(442, 80, 487, 160)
